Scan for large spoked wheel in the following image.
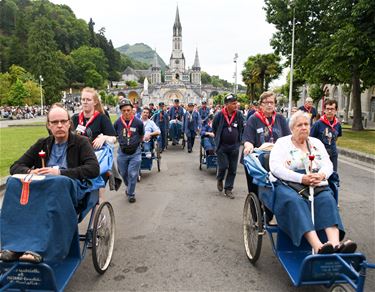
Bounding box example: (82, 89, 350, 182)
(92, 202, 115, 274)
(243, 192, 263, 264)
(330, 284, 354, 292)
(199, 145, 203, 170)
(156, 141, 161, 172)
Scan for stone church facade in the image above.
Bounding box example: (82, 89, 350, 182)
(121, 7, 205, 105)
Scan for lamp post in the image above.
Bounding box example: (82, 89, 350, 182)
(39, 75, 44, 115)
(233, 53, 238, 94)
(287, 2, 296, 118)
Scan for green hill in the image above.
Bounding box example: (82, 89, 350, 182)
(116, 43, 167, 70)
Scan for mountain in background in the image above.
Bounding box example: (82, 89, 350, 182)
(116, 43, 167, 70)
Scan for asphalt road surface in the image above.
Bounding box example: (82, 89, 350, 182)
(64, 142, 375, 292)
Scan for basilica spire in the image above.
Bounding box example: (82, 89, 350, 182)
(173, 6, 182, 37)
(152, 50, 160, 69)
(192, 48, 200, 69)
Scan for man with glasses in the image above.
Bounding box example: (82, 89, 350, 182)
(310, 99, 342, 171)
(242, 91, 290, 195)
(299, 97, 317, 125)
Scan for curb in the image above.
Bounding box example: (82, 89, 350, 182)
(338, 147, 375, 165)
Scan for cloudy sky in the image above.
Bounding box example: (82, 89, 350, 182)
(50, 0, 285, 86)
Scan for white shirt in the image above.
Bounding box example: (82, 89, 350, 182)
(269, 135, 333, 184)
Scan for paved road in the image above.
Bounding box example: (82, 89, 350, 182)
(65, 142, 375, 292)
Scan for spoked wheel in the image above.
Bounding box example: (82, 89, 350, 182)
(137, 170, 141, 182)
(92, 202, 115, 274)
(243, 192, 263, 264)
(330, 284, 354, 292)
(199, 145, 203, 170)
(156, 141, 161, 172)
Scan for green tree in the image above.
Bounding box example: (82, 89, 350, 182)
(0, 72, 12, 105)
(8, 79, 29, 106)
(264, 0, 375, 130)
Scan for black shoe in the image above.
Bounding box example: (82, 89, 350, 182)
(217, 180, 223, 192)
(128, 197, 136, 203)
(224, 189, 235, 199)
(317, 243, 334, 254)
(188, 149, 192, 153)
(335, 240, 357, 253)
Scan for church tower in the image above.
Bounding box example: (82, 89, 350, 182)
(169, 6, 186, 78)
(151, 51, 161, 84)
(191, 48, 201, 85)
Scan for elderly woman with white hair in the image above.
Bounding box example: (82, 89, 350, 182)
(269, 110, 356, 254)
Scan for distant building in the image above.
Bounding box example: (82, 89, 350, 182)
(121, 6, 203, 105)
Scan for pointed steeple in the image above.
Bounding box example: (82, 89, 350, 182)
(152, 49, 160, 69)
(192, 48, 200, 70)
(173, 6, 182, 37)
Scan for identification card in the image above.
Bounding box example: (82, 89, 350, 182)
(256, 128, 264, 134)
(233, 123, 238, 128)
(130, 127, 136, 132)
(76, 124, 86, 134)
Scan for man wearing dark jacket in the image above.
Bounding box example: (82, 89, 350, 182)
(212, 94, 244, 199)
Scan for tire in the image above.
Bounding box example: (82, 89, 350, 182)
(92, 202, 115, 274)
(243, 192, 263, 264)
(199, 145, 203, 170)
(330, 284, 354, 292)
(156, 141, 161, 172)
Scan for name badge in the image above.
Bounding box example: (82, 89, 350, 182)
(130, 127, 136, 132)
(233, 123, 238, 127)
(76, 125, 86, 133)
(256, 128, 264, 134)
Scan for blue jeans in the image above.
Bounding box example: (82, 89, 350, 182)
(216, 148, 240, 191)
(202, 137, 215, 152)
(117, 147, 142, 197)
(143, 141, 152, 153)
(169, 121, 182, 141)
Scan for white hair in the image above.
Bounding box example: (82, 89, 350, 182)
(289, 110, 311, 130)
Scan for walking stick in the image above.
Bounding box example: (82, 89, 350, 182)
(308, 154, 315, 254)
(38, 150, 46, 168)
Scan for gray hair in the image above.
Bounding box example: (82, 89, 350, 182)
(289, 110, 311, 130)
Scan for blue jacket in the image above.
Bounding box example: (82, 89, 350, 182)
(168, 106, 184, 121)
(152, 109, 169, 129)
(198, 107, 211, 124)
(183, 111, 200, 136)
(201, 123, 214, 137)
(212, 110, 244, 151)
(310, 119, 342, 156)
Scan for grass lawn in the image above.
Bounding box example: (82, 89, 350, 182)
(0, 126, 48, 177)
(337, 127, 375, 155)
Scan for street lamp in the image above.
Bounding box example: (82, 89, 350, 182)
(39, 75, 44, 115)
(287, 1, 296, 118)
(233, 53, 238, 94)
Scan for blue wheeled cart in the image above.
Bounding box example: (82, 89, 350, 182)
(199, 144, 217, 171)
(0, 176, 115, 291)
(138, 138, 161, 182)
(242, 151, 375, 292)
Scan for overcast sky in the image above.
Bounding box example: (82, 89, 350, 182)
(50, 0, 285, 86)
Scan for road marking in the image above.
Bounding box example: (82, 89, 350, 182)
(339, 158, 375, 173)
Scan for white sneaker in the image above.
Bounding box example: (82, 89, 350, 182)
(146, 152, 152, 159)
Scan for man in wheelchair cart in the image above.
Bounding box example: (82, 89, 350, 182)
(168, 98, 184, 145)
(200, 114, 215, 157)
(0, 104, 100, 264)
(141, 107, 161, 158)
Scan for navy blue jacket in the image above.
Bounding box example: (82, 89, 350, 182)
(212, 110, 244, 152)
(310, 119, 342, 157)
(168, 106, 184, 121)
(152, 109, 169, 129)
(183, 111, 201, 136)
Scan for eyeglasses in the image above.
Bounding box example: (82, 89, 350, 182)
(49, 119, 70, 125)
(325, 107, 336, 111)
(261, 101, 275, 105)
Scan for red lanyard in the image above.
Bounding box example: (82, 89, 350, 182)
(121, 115, 135, 137)
(320, 114, 339, 131)
(221, 107, 237, 126)
(255, 110, 276, 137)
(78, 111, 100, 131)
(304, 105, 311, 113)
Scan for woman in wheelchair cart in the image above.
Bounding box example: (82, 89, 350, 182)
(0, 104, 100, 264)
(268, 110, 357, 254)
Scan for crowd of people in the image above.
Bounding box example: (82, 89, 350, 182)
(0, 87, 354, 265)
(0, 105, 47, 120)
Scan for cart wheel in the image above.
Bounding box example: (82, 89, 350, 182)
(156, 141, 161, 172)
(330, 284, 354, 292)
(137, 171, 141, 182)
(243, 192, 263, 264)
(92, 202, 115, 274)
(199, 145, 203, 170)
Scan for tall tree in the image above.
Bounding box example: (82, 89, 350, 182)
(264, 0, 375, 130)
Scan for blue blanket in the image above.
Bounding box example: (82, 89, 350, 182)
(0, 175, 80, 263)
